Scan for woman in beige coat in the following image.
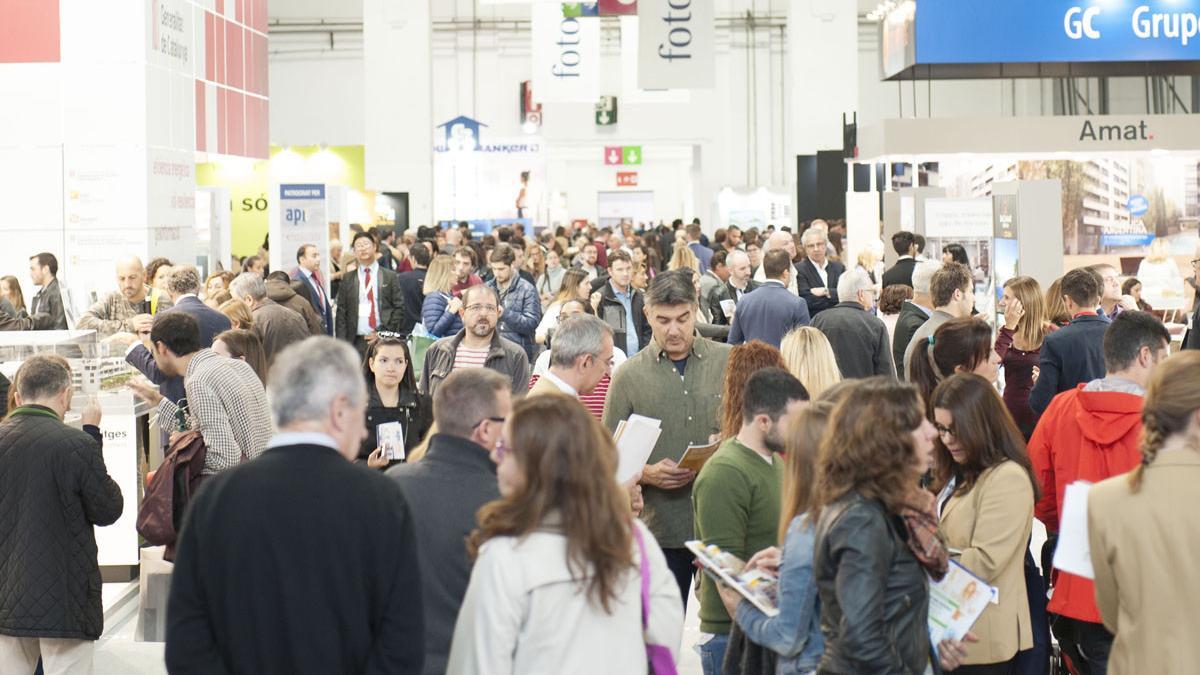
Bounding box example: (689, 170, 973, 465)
(930, 373, 1038, 673)
(1089, 351, 1200, 675)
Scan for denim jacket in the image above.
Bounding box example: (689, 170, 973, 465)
(735, 515, 824, 674)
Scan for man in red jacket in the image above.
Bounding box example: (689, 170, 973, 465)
(1029, 311, 1169, 675)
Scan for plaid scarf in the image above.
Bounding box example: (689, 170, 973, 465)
(900, 488, 949, 582)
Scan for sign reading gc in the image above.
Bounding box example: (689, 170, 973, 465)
(1064, 6, 1102, 40)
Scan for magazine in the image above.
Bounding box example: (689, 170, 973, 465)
(377, 422, 406, 461)
(677, 441, 719, 473)
(685, 540, 779, 617)
(928, 559, 998, 644)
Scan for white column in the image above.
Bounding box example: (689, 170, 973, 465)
(364, 0, 433, 227)
(788, 0, 859, 156)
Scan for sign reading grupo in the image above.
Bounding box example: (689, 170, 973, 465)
(531, 3, 600, 103)
(637, 0, 715, 89)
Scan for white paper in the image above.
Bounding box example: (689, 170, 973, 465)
(1052, 481, 1094, 580)
(614, 415, 661, 484)
(378, 422, 405, 461)
(719, 299, 737, 320)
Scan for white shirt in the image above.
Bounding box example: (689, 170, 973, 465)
(356, 262, 381, 336)
(267, 431, 339, 452)
(542, 370, 577, 396)
(811, 258, 829, 287)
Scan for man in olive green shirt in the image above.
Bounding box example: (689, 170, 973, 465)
(604, 270, 732, 608)
(692, 367, 810, 674)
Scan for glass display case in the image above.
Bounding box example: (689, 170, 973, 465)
(0, 330, 138, 394)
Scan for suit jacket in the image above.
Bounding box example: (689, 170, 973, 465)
(794, 259, 845, 316)
(30, 278, 68, 330)
(290, 268, 334, 335)
(252, 299, 310, 366)
(335, 265, 406, 341)
(727, 281, 810, 348)
(939, 461, 1035, 665)
(124, 297, 232, 404)
(892, 301, 931, 379)
(166, 441, 424, 674)
(709, 280, 761, 326)
(396, 268, 428, 337)
(1029, 314, 1108, 416)
(881, 258, 917, 289)
(809, 302, 895, 379)
(1088, 450, 1200, 675)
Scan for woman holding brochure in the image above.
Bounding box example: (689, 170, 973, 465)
(930, 373, 1038, 673)
(809, 378, 975, 674)
(447, 394, 683, 675)
(361, 334, 432, 469)
(1089, 351, 1200, 675)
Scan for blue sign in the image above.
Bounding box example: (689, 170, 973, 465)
(916, 1, 1200, 64)
(436, 116, 488, 151)
(1101, 233, 1156, 248)
(1127, 194, 1150, 216)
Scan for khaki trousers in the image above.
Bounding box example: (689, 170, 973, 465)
(0, 635, 94, 675)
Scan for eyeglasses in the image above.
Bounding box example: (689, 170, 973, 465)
(934, 423, 957, 439)
(472, 416, 506, 430)
(465, 304, 499, 313)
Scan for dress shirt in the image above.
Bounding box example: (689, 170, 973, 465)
(356, 262, 380, 336)
(542, 370, 578, 396)
(813, 259, 829, 287)
(300, 267, 328, 309)
(267, 431, 339, 452)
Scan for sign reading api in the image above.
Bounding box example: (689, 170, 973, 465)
(604, 145, 643, 165)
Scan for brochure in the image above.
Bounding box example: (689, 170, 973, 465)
(719, 299, 737, 320)
(927, 559, 998, 644)
(1052, 481, 1094, 580)
(613, 415, 662, 484)
(378, 422, 405, 461)
(677, 441, 719, 473)
(685, 540, 779, 617)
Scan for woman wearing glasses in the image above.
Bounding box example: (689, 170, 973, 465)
(361, 334, 432, 469)
(929, 373, 1038, 674)
(447, 394, 683, 674)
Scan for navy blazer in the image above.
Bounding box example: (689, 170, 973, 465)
(727, 281, 810, 348)
(124, 297, 232, 404)
(291, 269, 334, 335)
(1029, 313, 1108, 416)
(795, 258, 845, 316)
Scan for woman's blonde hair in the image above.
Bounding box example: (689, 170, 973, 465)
(779, 402, 833, 542)
(423, 254, 456, 295)
(1044, 277, 1071, 326)
(780, 327, 843, 400)
(668, 243, 700, 274)
(1129, 351, 1200, 491)
(218, 299, 253, 330)
(1004, 276, 1047, 350)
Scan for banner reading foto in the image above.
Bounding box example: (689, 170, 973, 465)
(637, 0, 714, 89)
(277, 184, 326, 273)
(531, 3, 600, 103)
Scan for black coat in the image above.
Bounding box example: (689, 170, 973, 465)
(891, 301, 930, 380)
(335, 265, 407, 340)
(708, 279, 760, 326)
(396, 268, 428, 337)
(881, 258, 918, 289)
(387, 434, 500, 675)
(595, 281, 651, 354)
(0, 407, 123, 640)
(1029, 313, 1108, 416)
(794, 258, 845, 316)
(814, 491, 935, 675)
(166, 442, 424, 674)
(360, 383, 433, 462)
(810, 302, 896, 380)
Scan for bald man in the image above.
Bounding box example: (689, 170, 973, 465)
(76, 256, 173, 337)
(753, 230, 799, 295)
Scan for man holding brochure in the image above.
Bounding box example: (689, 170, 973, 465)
(604, 270, 732, 608)
(692, 368, 810, 674)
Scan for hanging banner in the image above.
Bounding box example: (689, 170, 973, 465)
(637, 0, 715, 89)
(599, 0, 637, 15)
(275, 184, 327, 272)
(532, 3, 601, 103)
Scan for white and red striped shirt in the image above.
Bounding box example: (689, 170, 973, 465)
(527, 373, 611, 419)
(453, 346, 489, 371)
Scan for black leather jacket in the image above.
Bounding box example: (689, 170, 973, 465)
(813, 491, 935, 675)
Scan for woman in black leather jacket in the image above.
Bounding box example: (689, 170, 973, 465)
(809, 378, 972, 674)
(360, 334, 432, 469)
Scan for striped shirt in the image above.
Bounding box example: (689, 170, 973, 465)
(527, 373, 611, 419)
(453, 346, 490, 371)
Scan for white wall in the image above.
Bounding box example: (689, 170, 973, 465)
(269, 56, 364, 146)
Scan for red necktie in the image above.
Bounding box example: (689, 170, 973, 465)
(311, 270, 326, 310)
(365, 268, 378, 330)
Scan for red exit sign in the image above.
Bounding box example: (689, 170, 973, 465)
(617, 171, 638, 187)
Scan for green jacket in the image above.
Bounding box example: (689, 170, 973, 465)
(693, 438, 785, 634)
(603, 336, 731, 547)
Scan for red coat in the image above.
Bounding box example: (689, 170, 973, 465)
(1028, 383, 1144, 623)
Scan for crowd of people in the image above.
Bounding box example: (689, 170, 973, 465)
(1, 217, 1200, 675)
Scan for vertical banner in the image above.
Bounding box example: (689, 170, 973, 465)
(599, 0, 637, 15)
(275, 184, 327, 273)
(637, 0, 715, 89)
(531, 3, 600, 103)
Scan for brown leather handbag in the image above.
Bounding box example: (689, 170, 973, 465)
(137, 430, 207, 555)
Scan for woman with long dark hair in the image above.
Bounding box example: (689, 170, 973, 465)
(447, 394, 683, 673)
(909, 317, 1001, 410)
(808, 378, 971, 673)
(211, 329, 267, 385)
(361, 334, 432, 469)
(930, 373, 1038, 673)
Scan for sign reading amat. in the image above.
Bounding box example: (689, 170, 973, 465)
(916, 0, 1200, 64)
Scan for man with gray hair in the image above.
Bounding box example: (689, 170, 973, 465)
(166, 337, 425, 673)
(810, 267, 895, 379)
(795, 227, 846, 317)
(388, 368, 510, 675)
(0, 356, 122, 674)
(528, 314, 614, 398)
(892, 260, 940, 378)
(230, 271, 308, 365)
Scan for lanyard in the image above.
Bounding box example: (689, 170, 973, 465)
(8, 406, 60, 421)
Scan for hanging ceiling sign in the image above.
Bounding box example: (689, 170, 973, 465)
(637, 0, 715, 89)
(532, 3, 600, 102)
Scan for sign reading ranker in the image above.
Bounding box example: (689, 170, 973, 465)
(637, 0, 714, 89)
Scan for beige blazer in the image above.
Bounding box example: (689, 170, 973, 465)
(526, 374, 572, 398)
(1088, 450, 1200, 675)
(939, 460, 1035, 665)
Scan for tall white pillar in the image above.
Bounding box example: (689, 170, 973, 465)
(364, 0, 433, 227)
(788, 0, 859, 156)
